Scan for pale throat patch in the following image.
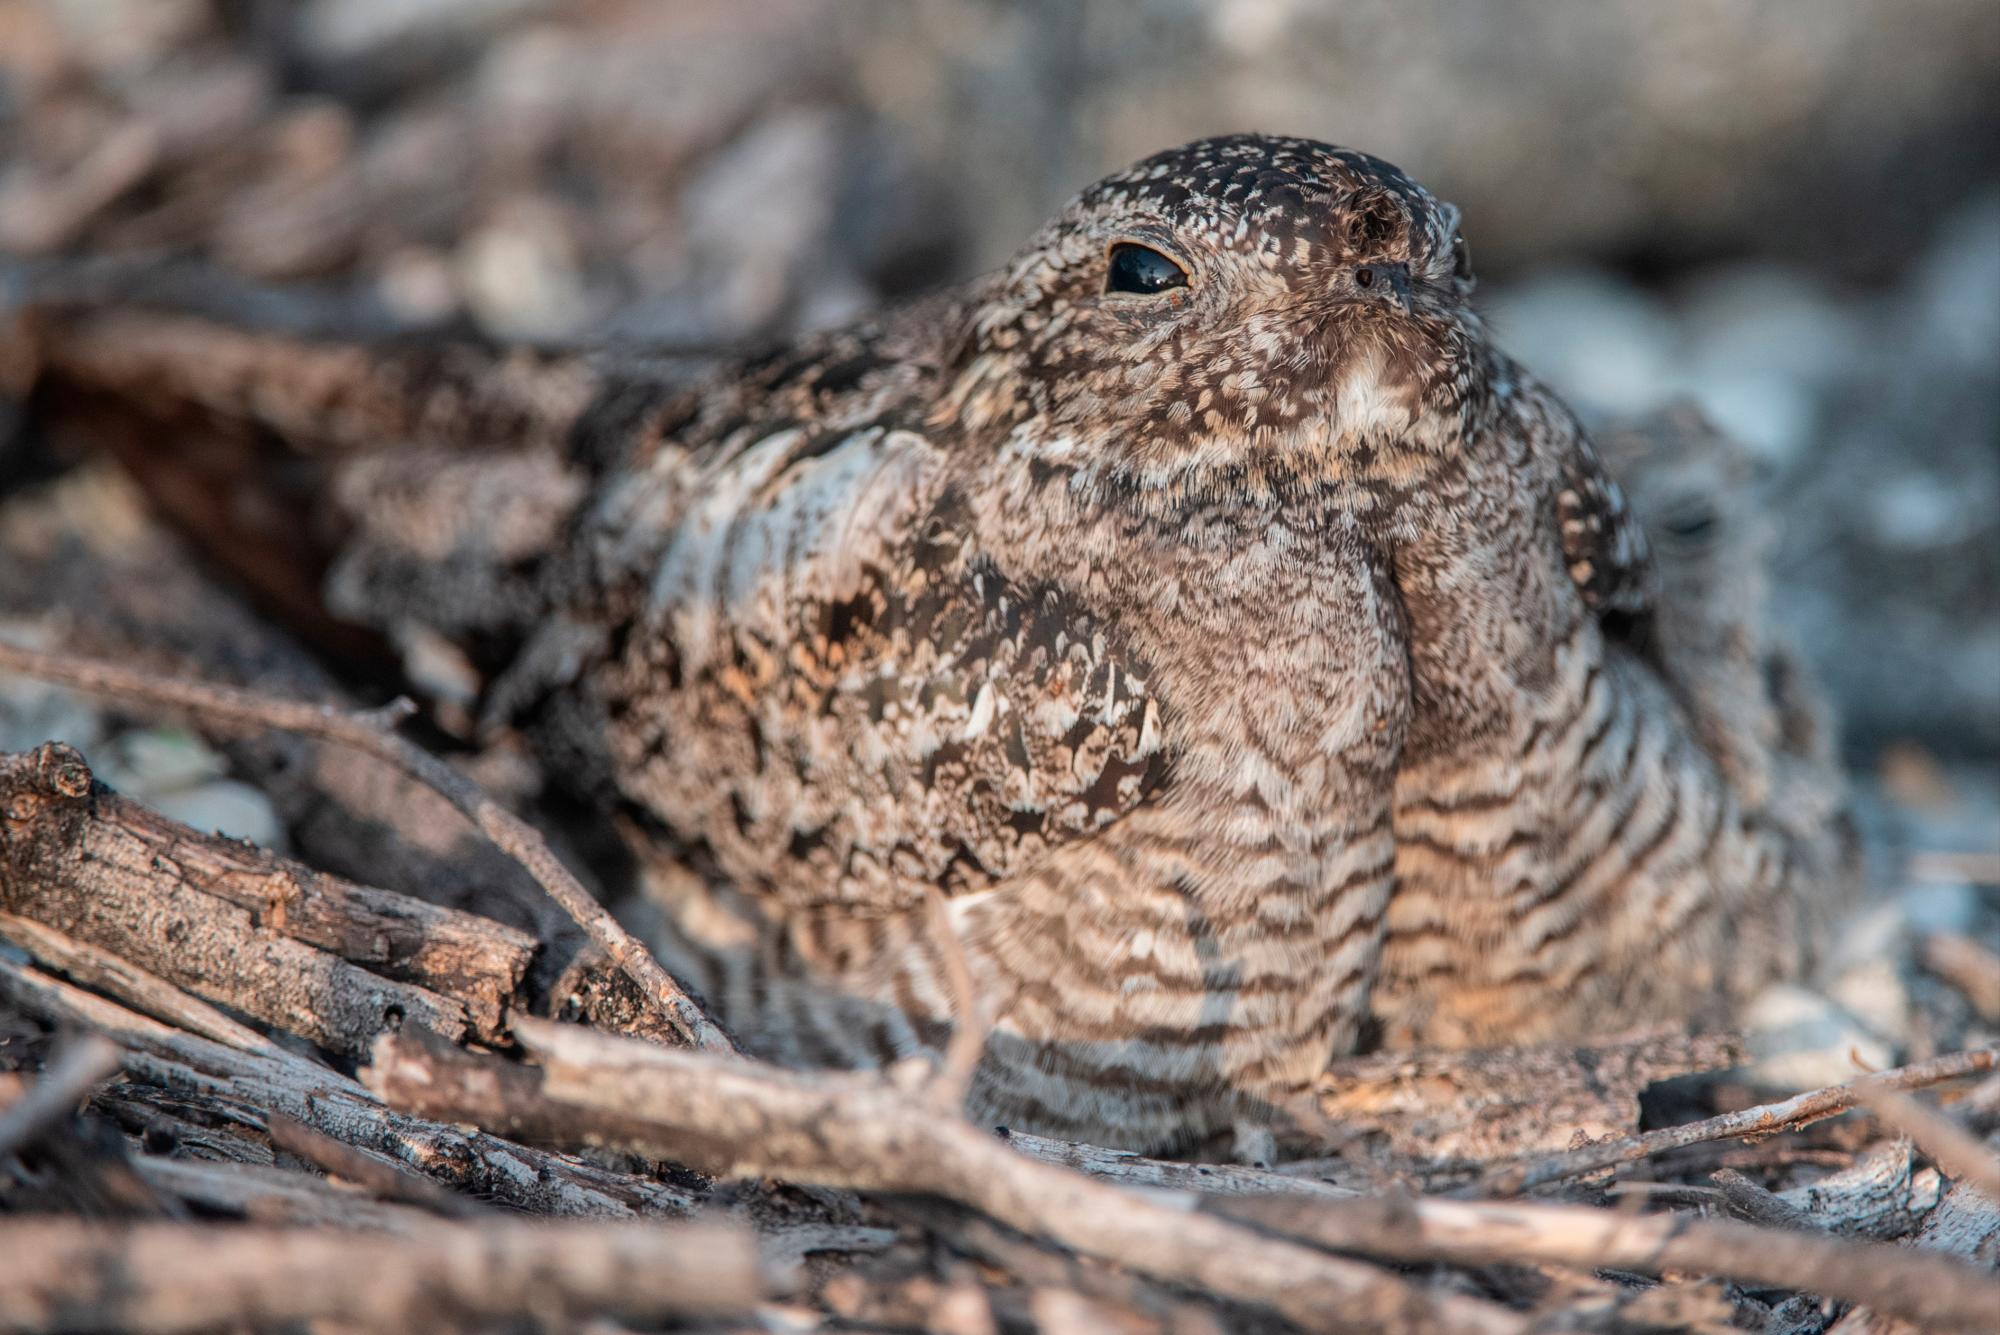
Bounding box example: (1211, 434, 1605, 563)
(1332, 346, 1418, 443)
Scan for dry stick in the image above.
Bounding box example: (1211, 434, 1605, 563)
(0, 912, 287, 1058)
(1707, 1168, 1825, 1232)
(1859, 1088, 2000, 1200)
(0, 1217, 762, 1334)
(1482, 1047, 1999, 1195)
(1001, 1128, 1360, 1201)
(0, 954, 701, 1219)
(133, 1157, 440, 1235)
(0, 749, 479, 1055)
(266, 1113, 488, 1218)
(376, 1018, 1529, 1335)
(0, 1033, 123, 1157)
(1216, 1194, 2000, 1334)
(923, 886, 989, 1112)
(0, 640, 734, 1054)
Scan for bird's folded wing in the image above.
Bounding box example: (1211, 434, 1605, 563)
(594, 417, 1169, 913)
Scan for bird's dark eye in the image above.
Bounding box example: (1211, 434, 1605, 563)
(1106, 243, 1187, 295)
(1661, 507, 1718, 542)
(1450, 233, 1473, 282)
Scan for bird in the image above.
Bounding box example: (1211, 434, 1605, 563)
(7, 135, 1852, 1152)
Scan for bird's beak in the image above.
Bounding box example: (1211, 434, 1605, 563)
(1362, 262, 1414, 313)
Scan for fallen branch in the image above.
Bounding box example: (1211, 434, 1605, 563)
(266, 1113, 488, 1218)
(0, 911, 290, 1057)
(0, 953, 702, 1219)
(0, 640, 734, 1053)
(0, 1217, 762, 1334)
(368, 1019, 1530, 1335)
(1481, 1047, 1999, 1194)
(132, 1156, 438, 1234)
(1213, 1191, 2000, 1333)
(0, 744, 496, 1053)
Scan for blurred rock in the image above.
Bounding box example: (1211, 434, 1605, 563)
(1486, 189, 2000, 759)
(1483, 271, 1680, 417)
(840, 0, 2000, 280)
(1741, 983, 1896, 1090)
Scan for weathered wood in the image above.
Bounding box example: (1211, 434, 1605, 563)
(1481, 1046, 1999, 1194)
(1212, 1190, 2000, 1333)
(1826, 1182, 2000, 1334)
(1778, 1138, 1949, 1239)
(373, 1019, 1532, 1335)
(0, 953, 702, 1218)
(0, 641, 735, 1053)
(131, 1156, 437, 1235)
(0, 742, 534, 1050)
(0, 1216, 763, 1334)
(0, 911, 295, 1056)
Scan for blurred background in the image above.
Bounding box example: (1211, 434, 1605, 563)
(0, 0, 1994, 776)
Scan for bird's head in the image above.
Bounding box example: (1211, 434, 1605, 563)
(938, 134, 1491, 491)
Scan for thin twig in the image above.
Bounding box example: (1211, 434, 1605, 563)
(1481, 1047, 1998, 1195)
(1214, 1192, 2000, 1334)
(0, 640, 735, 1054)
(0, 1034, 124, 1158)
(1708, 1168, 1825, 1231)
(923, 887, 989, 1112)
(1858, 1088, 2000, 1199)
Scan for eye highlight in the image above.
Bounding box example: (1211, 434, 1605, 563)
(1106, 242, 1187, 296)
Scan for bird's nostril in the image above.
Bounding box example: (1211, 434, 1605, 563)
(1355, 266, 1376, 289)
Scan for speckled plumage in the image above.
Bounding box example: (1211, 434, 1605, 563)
(15, 135, 1854, 1152)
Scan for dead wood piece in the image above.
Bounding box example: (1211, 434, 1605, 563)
(1214, 1193, 2000, 1333)
(0, 737, 537, 1037)
(1779, 1139, 1948, 1239)
(0, 1033, 122, 1158)
(0, 911, 299, 1058)
(0, 743, 477, 1054)
(0, 640, 734, 1053)
(0, 466, 564, 951)
(0, 1216, 762, 1334)
(1000, 1129, 1359, 1200)
(132, 1155, 436, 1234)
(1709, 1168, 1825, 1231)
(1481, 1047, 1999, 1195)
(267, 1112, 487, 1216)
(369, 1020, 1530, 1335)
(354, 1020, 690, 1156)
(1826, 1180, 2000, 1334)
(0, 953, 702, 1219)
(1319, 1028, 1747, 1163)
